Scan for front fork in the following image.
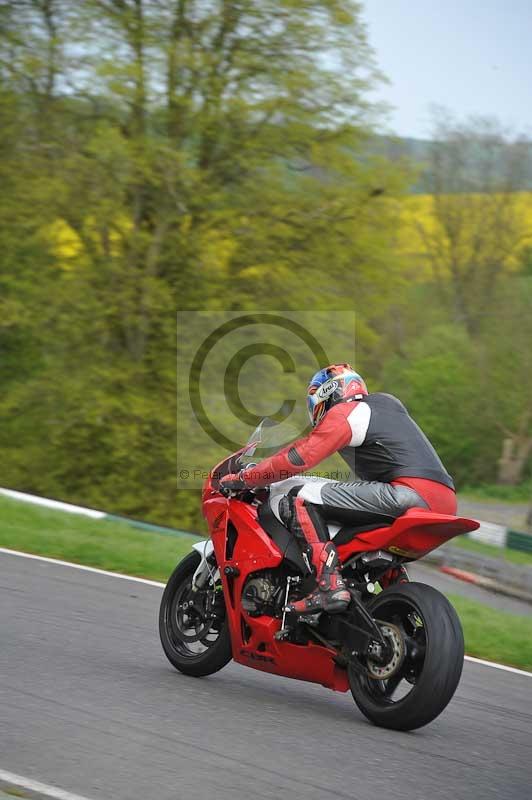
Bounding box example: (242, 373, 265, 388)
(191, 540, 218, 590)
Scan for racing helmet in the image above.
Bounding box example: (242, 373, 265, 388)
(307, 363, 368, 427)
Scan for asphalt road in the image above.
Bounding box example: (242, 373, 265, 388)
(1, 550, 531, 800)
(410, 562, 532, 615)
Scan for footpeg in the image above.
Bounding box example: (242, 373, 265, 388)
(274, 627, 291, 641)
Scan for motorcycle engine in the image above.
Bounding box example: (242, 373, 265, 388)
(241, 571, 282, 617)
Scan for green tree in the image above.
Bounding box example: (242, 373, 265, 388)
(382, 325, 494, 486)
(0, 1, 408, 527)
(419, 115, 532, 335)
(477, 276, 532, 485)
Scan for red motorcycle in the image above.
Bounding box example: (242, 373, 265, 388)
(160, 420, 479, 730)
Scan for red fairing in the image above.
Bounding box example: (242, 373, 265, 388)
(203, 462, 478, 692)
(203, 486, 349, 692)
(202, 466, 478, 690)
(241, 403, 354, 488)
(335, 508, 479, 562)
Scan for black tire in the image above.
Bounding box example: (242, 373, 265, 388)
(349, 582, 464, 731)
(159, 551, 232, 677)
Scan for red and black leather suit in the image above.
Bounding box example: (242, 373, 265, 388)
(240, 393, 456, 546)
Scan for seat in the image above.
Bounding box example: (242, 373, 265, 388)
(332, 521, 392, 545)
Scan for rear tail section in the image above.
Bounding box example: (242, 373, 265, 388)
(336, 509, 479, 562)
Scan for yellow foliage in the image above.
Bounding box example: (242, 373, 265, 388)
(199, 229, 237, 276)
(43, 214, 134, 270)
(44, 191, 532, 285)
(81, 213, 131, 259)
(396, 191, 532, 279)
(43, 219, 84, 268)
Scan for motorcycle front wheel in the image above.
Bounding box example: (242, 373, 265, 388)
(349, 582, 464, 731)
(159, 551, 232, 677)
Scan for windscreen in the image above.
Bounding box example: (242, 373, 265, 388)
(236, 417, 302, 467)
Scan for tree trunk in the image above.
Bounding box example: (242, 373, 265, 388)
(526, 503, 532, 534)
(497, 436, 532, 485)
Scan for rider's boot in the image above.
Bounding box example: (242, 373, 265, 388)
(285, 540, 350, 615)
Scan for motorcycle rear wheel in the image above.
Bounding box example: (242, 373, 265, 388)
(348, 582, 464, 731)
(159, 551, 232, 677)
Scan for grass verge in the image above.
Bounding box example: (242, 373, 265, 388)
(1, 495, 531, 672)
(0, 495, 199, 583)
(449, 593, 532, 672)
(460, 481, 531, 504)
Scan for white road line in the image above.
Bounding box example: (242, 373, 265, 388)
(0, 487, 106, 519)
(0, 768, 97, 800)
(1, 546, 531, 678)
(462, 655, 532, 677)
(0, 547, 165, 588)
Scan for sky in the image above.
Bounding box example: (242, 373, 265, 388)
(362, 0, 532, 139)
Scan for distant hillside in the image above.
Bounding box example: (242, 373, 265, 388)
(372, 135, 532, 193)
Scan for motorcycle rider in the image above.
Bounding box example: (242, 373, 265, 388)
(220, 364, 456, 616)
